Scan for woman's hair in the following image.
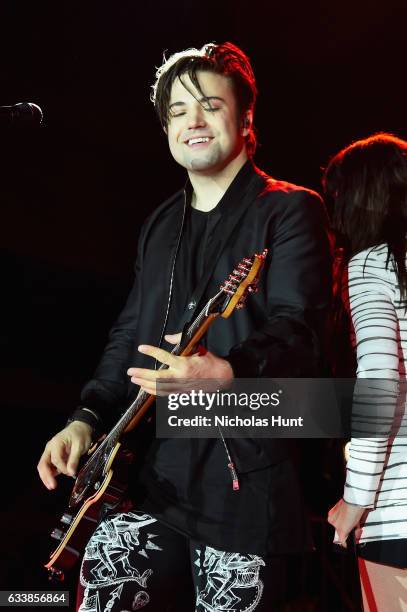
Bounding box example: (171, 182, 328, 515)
(150, 42, 258, 157)
(323, 132, 407, 299)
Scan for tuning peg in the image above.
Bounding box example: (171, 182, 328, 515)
(225, 278, 239, 289)
(237, 265, 251, 274)
(220, 283, 236, 295)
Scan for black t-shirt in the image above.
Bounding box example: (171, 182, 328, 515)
(162, 205, 212, 340)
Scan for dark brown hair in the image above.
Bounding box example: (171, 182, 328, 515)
(151, 42, 258, 157)
(323, 132, 407, 299)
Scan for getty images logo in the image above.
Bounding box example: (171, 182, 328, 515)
(167, 389, 282, 411)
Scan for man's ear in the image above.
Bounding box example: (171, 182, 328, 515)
(241, 110, 253, 136)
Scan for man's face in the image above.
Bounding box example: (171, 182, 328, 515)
(166, 70, 249, 175)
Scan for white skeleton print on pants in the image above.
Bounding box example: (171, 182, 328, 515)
(195, 547, 265, 612)
(78, 512, 162, 612)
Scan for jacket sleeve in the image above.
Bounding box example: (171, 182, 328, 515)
(225, 189, 332, 378)
(76, 221, 148, 431)
(343, 250, 398, 508)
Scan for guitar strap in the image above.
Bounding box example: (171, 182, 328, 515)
(176, 173, 265, 333)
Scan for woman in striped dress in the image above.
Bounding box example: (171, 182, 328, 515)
(325, 133, 407, 611)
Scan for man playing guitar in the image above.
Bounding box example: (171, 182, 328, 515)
(38, 42, 331, 611)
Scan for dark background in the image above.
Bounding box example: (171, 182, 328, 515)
(1, 0, 406, 609)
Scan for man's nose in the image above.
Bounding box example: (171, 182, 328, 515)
(187, 105, 207, 129)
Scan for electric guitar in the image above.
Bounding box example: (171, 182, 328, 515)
(44, 250, 267, 580)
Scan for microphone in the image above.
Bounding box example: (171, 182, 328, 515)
(0, 102, 43, 125)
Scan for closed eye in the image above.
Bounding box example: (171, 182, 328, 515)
(171, 107, 220, 117)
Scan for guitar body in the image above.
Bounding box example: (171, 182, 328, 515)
(45, 446, 134, 580)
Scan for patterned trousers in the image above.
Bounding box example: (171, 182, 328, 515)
(76, 510, 286, 612)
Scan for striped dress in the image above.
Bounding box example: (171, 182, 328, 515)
(343, 244, 407, 543)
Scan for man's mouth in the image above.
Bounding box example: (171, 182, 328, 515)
(186, 137, 212, 147)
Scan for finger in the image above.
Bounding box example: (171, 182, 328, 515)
(139, 384, 157, 396)
(333, 530, 345, 547)
(165, 332, 182, 345)
(49, 440, 72, 478)
(128, 367, 158, 382)
(37, 444, 61, 489)
(50, 456, 70, 478)
(37, 448, 60, 490)
(131, 377, 157, 395)
(67, 441, 85, 477)
(127, 367, 174, 383)
(135, 378, 191, 396)
(138, 344, 179, 367)
(138, 384, 181, 396)
(334, 530, 348, 548)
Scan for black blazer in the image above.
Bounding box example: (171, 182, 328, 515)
(77, 161, 332, 555)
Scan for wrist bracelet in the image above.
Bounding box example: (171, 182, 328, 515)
(66, 406, 103, 438)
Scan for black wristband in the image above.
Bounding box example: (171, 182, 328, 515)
(66, 406, 103, 439)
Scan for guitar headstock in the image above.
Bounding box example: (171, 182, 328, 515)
(220, 249, 268, 318)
